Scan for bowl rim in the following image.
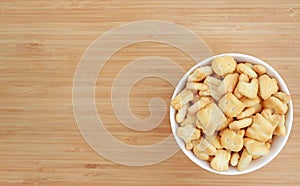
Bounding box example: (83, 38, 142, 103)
(170, 53, 293, 175)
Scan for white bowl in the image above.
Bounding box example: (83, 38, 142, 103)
(170, 53, 293, 175)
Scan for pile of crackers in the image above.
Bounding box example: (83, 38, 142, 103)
(171, 55, 291, 171)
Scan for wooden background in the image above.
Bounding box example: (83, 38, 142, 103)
(1, 0, 300, 185)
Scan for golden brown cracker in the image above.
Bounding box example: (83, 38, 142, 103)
(217, 73, 239, 96)
(241, 96, 261, 107)
(210, 150, 231, 171)
(244, 138, 270, 156)
(229, 117, 253, 130)
(238, 149, 252, 171)
(245, 113, 275, 142)
(253, 64, 267, 76)
(177, 125, 201, 144)
(258, 74, 279, 100)
(221, 129, 245, 152)
(188, 66, 213, 82)
(263, 96, 288, 114)
(218, 92, 245, 118)
(237, 78, 258, 99)
(236, 107, 256, 120)
(171, 89, 193, 110)
(186, 82, 209, 91)
(237, 63, 258, 79)
(196, 103, 227, 135)
(211, 56, 237, 76)
(188, 97, 211, 115)
(274, 92, 291, 104)
(230, 152, 240, 167)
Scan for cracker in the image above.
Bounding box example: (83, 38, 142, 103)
(186, 82, 209, 91)
(234, 74, 250, 99)
(258, 74, 279, 100)
(245, 113, 275, 142)
(240, 96, 261, 107)
(201, 76, 223, 101)
(245, 62, 253, 68)
(218, 92, 245, 118)
(195, 119, 206, 133)
(274, 115, 287, 136)
(217, 73, 239, 96)
(236, 107, 256, 120)
(218, 117, 234, 131)
(176, 104, 188, 123)
(199, 90, 211, 97)
(233, 88, 243, 99)
(205, 134, 223, 149)
(180, 114, 197, 127)
(196, 138, 217, 155)
(237, 78, 258, 99)
(253, 103, 263, 114)
(273, 92, 291, 104)
(253, 64, 267, 76)
(237, 63, 258, 79)
(252, 155, 261, 160)
(188, 66, 213, 82)
(205, 76, 223, 86)
(244, 138, 270, 156)
(171, 89, 193, 110)
(232, 74, 249, 99)
(230, 152, 240, 167)
(238, 149, 252, 171)
(188, 97, 211, 115)
(239, 73, 250, 83)
(261, 109, 282, 128)
(220, 129, 245, 152)
(229, 117, 253, 130)
(196, 103, 227, 135)
(193, 145, 210, 161)
(263, 96, 288, 114)
(211, 56, 237, 76)
(177, 125, 201, 144)
(210, 150, 231, 171)
(186, 139, 201, 151)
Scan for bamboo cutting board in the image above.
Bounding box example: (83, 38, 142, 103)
(1, 0, 300, 185)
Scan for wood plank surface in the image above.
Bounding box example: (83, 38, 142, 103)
(1, 0, 300, 185)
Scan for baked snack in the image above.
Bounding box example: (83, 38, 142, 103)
(211, 56, 237, 76)
(210, 150, 231, 171)
(220, 129, 244, 152)
(218, 92, 245, 118)
(171, 55, 290, 172)
(258, 74, 279, 100)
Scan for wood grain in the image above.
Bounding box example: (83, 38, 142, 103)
(1, 0, 300, 185)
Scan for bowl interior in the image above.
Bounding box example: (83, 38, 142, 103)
(170, 53, 293, 175)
